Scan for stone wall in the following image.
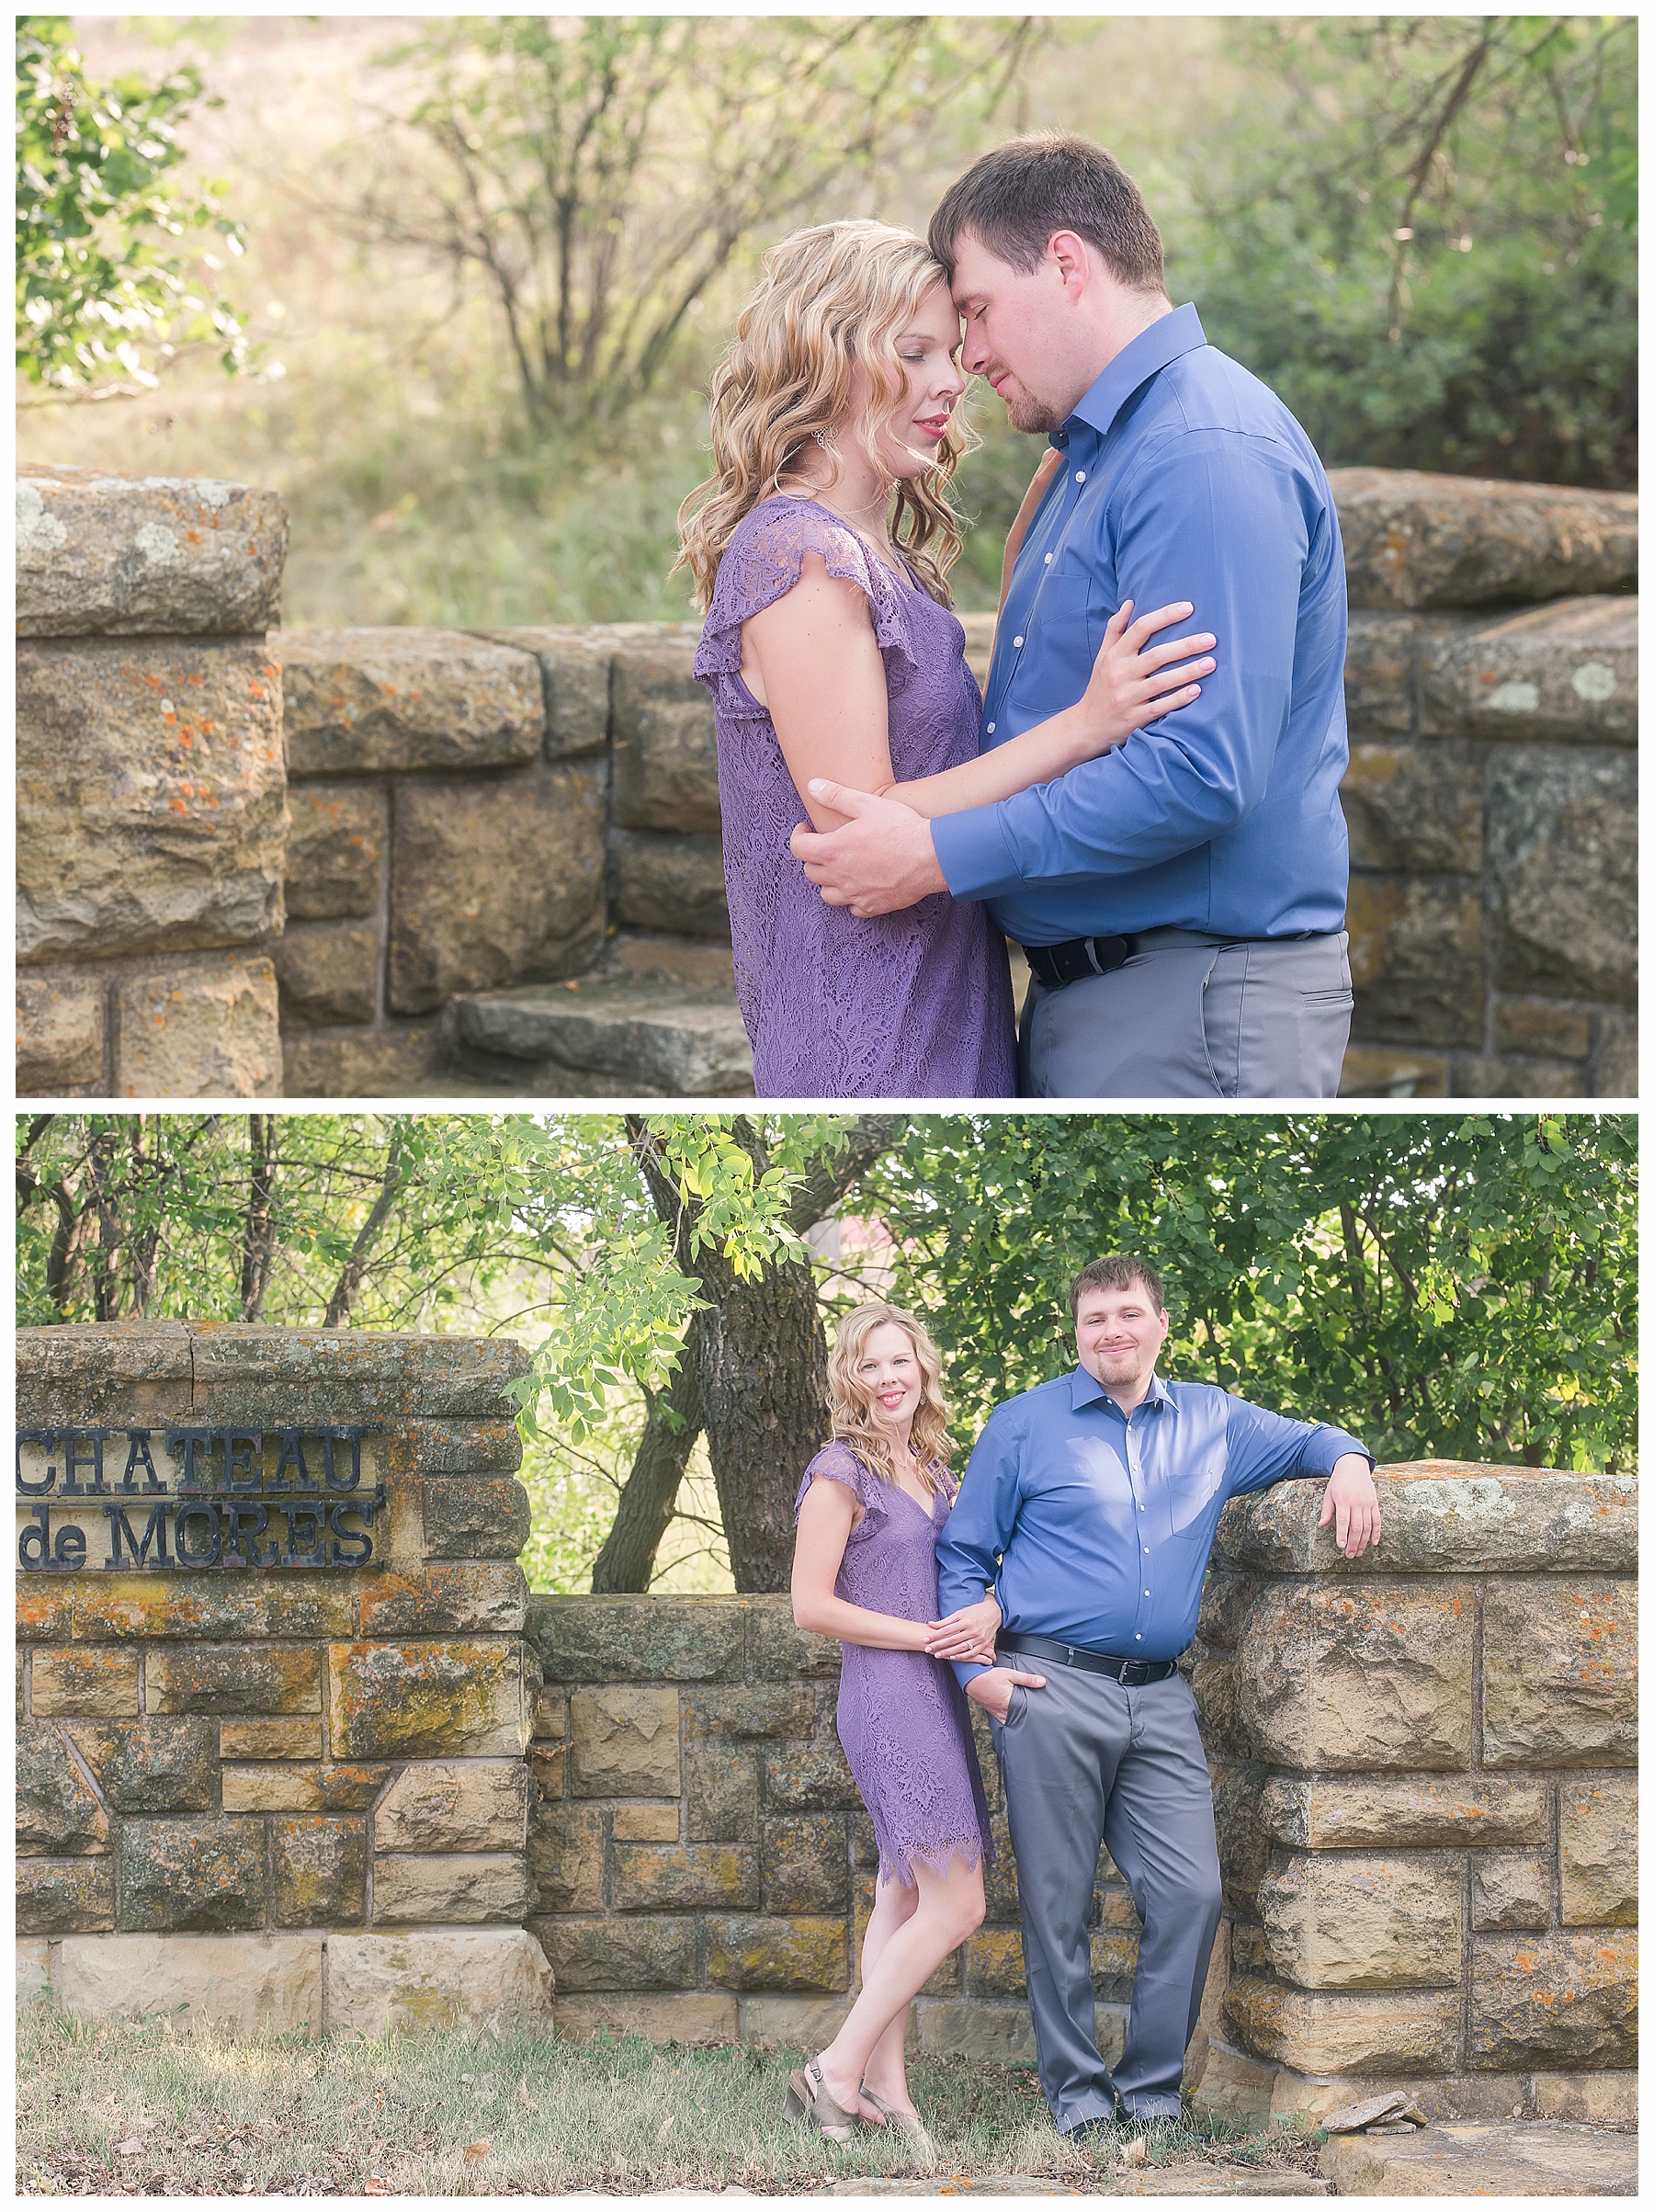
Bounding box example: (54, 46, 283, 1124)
(1192, 1462, 1637, 2129)
(16, 465, 1637, 1098)
(15, 1321, 552, 2036)
(17, 466, 289, 1096)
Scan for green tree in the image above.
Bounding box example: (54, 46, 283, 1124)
(1173, 16, 1637, 487)
(864, 1114, 1636, 1473)
(16, 16, 252, 398)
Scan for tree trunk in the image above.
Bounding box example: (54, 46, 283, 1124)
(240, 1113, 278, 1322)
(589, 1319, 704, 1592)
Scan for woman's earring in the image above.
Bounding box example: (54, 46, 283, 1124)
(814, 426, 840, 459)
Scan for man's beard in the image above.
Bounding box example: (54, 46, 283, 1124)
(1093, 1347, 1145, 1382)
(1003, 386, 1064, 435)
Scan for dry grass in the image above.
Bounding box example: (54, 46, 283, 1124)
(16, 1998, 1323, 2197)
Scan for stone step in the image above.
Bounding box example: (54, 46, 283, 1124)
(448, 975, 753, 1097)
(1317, 2118, 1637, 2197)
(815, 2169, 1328, 2196)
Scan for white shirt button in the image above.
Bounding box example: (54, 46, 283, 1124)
(1075, 471, 1087, 483)
(986, 722, 996, 735)
(1044, 552, 1053, 563)
(1013, 636, 1024, 649)
(1135, 1633, 1142, 1640)
(1144, 1590, 1150, 1597)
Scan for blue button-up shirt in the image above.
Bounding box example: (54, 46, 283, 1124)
(935, 1367, 1369, 1682)
(931, 304, 1351, 945)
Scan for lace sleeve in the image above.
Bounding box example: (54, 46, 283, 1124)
(694, 495, 917, 682)
(794, 1440, 886, 1526)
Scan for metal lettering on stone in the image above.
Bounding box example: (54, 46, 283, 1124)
(14, 1425, 383, 1572)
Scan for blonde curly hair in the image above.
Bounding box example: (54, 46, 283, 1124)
(826, 1299, 952, 1499)
(675, 219, 972, 611)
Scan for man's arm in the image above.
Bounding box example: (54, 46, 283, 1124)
(935, 1411, 1024, 1687)
(1225, 1396, 1380, 1559)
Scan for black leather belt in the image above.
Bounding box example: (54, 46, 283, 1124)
(1022, 936, 1137, 991)
(997, 1628, 1179, 1686)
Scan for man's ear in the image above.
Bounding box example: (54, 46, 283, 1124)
(1047, 229, 1093, 298)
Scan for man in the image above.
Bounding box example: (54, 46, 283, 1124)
(935, 1254, 1380, 2137)
(792, 135, 1355, 1097)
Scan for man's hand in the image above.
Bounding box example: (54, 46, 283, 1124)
(1319, 1454, 1382, 1559)
(925, 1594, 1002, 1662)
(788, 782, 946, 917)
(964, 1664, 1047, 1723)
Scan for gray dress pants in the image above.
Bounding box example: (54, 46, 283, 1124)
(1017, 929, 1353, 1098)
(990, 1663, 1222, 2129)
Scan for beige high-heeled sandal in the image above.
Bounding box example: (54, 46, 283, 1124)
(862, 2091, 938, 2165)
(784, 2057, 860, 2141)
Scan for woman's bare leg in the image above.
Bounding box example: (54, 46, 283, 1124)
(855, 1873, 920, 2115)
(814, 1854, 984, 2115)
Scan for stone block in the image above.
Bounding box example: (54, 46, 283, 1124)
(1218, 1466, 1636, 1576)
(611, 828, 730, 939)
(1223, 1975, 1462, 2074)
(17, 1855, 116, 1933)
(1091, 1925, 1140, 1999)
(354, 1563, 527, 1637)
(1346, 874, 1483, 1048)
(527, 1802, 605, 1912)
(915, 1997, 1042, 2065)
(117, 1816, 268, 1931)
(1261, 1774, 1548, 1850)
(17, 1317, 194, 1424)
(738, 1993, 856, 2049)
(1235, 1582, 1473, 1771)
(1470, 1932, 1637, 2068)
(1195, 1570, 1263, 1652)
(372, 1851, 532, 1924)
(533, 1914, 696, 1991)
(1341, 743, 1482, 873)
(328, 1639, 530, 1759)
(1448, 1053, 1588, 1099)
(1422, 596, 1637, 744)
(555, 1991, 737, 2046)
(271, 1815, 368, 1925)
(685, 1687, 818, 1741)
(147, 1642, 321, 1716)
(1592, 1008, 1636, 1096)
(570, 1687, 682, 1797)
(57, 1930, 324, 2034)
(112, 951, 283, 1097)
(17, 1723, 110, 1853)
(1493, 998, 1593, 1062)
(1330, 469, 1637, 610)
(529, 1742, 565, 1796)
(1487, 749, 1636, 1001)
(1190, 1646, 1248, 1758)
(280, 1024, 444, 1097)
(1319, 2116, 1638, 2198)
(705, 1915, 850, 1992)
(1481, 1578, 1636, 1768)
(747, 1603, 844, 1681)
(1337, 1042, 1449, 1098)
(420, 1477, 532, 1560)
(981, 1812, 1022, 1924)
(528, 1594, 746, 1684)
(17, 636, 285, 962)
(612, 1804, 679, 1841)
(382, 1417, 523, 1477)
(62, 1719, 218, 1814)
(220, 1718, 324, 1760)
(763, 1743, 862, 1815)
(447, 974, 753, 1095)
(17, 466, 288, 635)
(1532, 2071, 1638, 2126)
(387, 758, 605, 1014)
(31, 1649, 140, 1718)
(374, 1760, 530, 1854)
(1343, 610, 1421, 733)
(325, 1925, 554, 2034)
(1259, 1853, 1463, 1989)
(285, 781, 383, 920)
(1470, 1851, 1551, 1933)
(72, 1574, 355, 1643)
(17, 1938, 52, 2001)
(612, 1843, 758, 1911)
(271, 920, 380, 1027)
(221, 1763, 387, 1813)
(465, 626, 613, 758)
(686, 1745, 759, 1843)
(17, 969, 105, 1093)
(965, 1927, 1025, 1997)
(611, 642, 722, 832)
(186, 1323, 528, 1423)
(278, 627, 542, 776)
(1558, 1779, 1637, 1927)
(17, 1582, 74, 1639)
(762, 1817, 849, 1913)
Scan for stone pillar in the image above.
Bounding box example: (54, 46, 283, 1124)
(1191, 1461, 1637, 2128)
(15, 1321, 552, 2036)
(17, 466, 291, 1096)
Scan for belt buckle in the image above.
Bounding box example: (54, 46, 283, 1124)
(1120, 1658, 1149, 1686)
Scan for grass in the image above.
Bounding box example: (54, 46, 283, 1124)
(16, 1998, 1325, 2196)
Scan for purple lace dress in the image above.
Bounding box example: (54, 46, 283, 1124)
(694, 495, 1016, 1097)
(796, 1441, 992, 1886)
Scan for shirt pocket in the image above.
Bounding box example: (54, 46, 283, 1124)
(1025, 570, 1106, 666)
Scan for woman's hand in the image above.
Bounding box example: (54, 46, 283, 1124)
(924, 1592, 1002, 1663)
(1077, 598, 1217, 754)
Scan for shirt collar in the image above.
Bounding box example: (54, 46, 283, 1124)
(1065, 301, 1207, 442)
(1069, 1367, 1171, 1415)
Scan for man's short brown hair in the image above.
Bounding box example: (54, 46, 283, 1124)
(929, 133, 1164, 293)
(1070, 1254, 1166, 1320)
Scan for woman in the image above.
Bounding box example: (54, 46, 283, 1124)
(678, 219, 1215, 1098)
(787, 1300, 1013, 2154)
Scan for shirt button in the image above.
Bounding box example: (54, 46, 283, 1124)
(1135, 1633, 1142, 1641)
(986, 722, 996, 735)
(1144, 1590, 1150, 1597)
(1013, 636, 1024, 649)
(1075, 471, 1086, 484)
(1044, 552, 1053, 564)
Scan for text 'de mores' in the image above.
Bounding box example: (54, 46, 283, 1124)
(15, 1425, 383, 1572)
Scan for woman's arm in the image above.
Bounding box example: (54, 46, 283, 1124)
(791, 1475, 934, 1650)
(999, 448, 1065, 618)
(924, 1589, 1001, 1660)
(744, 556, 1217, 833)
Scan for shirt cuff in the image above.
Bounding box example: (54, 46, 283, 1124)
(951, 1660, 992, 1690)
(932, 800, 1023, 902)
